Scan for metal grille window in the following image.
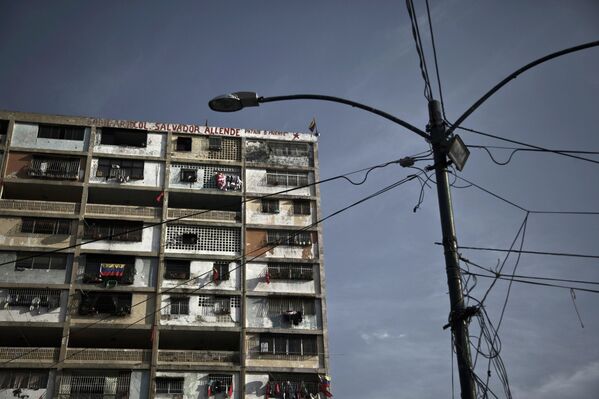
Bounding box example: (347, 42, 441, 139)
(175, 136, 192, 151)
(293, 200, 311, 215)
(261, 199, 279, 213)
(38, 124, 85, 141)
(57, 372, 131, 398)
(171, 164, 240, 188)
(28, 156, 80, 179)
(164, 260, 190, 280)
(213, 261, 230, 281)
(21, 217, 71, 235)
(206, 374, 233, 395)
(268, 374, 319, 396)
(197, 295, 239, 316)
(15, 252, 68, 270)
(266, 230, 312, 246)
(206, 137, 240, 160)
(165, 225, 240, 254)
(156, 377, 184, 394)
(100, 127, 147, 147)
(267, 263, 313, 281)
(96, 158, 145, 180)
(269, 142, 309, 157)
(170, 296, 190, 315)
(78, 292, 132, 316)
(259, 335, 317, 356)
(180, 168, 197, 182)
(4, 288, 61, 308)
(83, 219, 143, 242)
(0, 370, 49, 389)
(208, 136, 222, 151)
(266, 170, 309, 187)
(267, 297, 316, 316)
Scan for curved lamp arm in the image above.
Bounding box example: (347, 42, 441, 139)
(448, 40, 599, 135)
(209, 92, 430, 141)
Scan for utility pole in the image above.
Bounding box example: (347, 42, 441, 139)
(428, 99, 477, 399)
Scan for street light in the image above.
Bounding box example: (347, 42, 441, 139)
(209, 91, 477, 399)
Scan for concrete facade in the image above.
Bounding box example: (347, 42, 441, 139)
(0, 110, 328, 399)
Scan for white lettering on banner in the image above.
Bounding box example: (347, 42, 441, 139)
(88, 118, 316, 142)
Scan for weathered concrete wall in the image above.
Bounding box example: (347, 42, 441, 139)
(244, 374, 269, 399)
(11, 122, 90, 152)
(0, 289, 68, 322)
(160, 294, 240, 327)
(245, 262, 317, 294)
(80, 225, 160, 253)
(245, 230, 318, 260)
(162, 260, 239, 291)
(0, 251, 71, 284)
(245, 297, 321, 330)
(70, 293, 153, 326)
(89, 159, 164, 187)
(170, 135, 241, 161)
(245, 140, 312, 167)
(246, 199, 315, 226)
(93, 130, 166, 157)
(129, 370, 150, 399)
(245, 169, 313, 196)
(76, 256, 157, 287)
(0, 217, 72, 249)
(155, 371, 239, 399)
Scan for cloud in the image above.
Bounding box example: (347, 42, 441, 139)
(513, 361, 599, 399)
(360, 330, 406, 344)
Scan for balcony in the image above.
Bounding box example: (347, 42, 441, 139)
(65, 348, 151, 364)
(158, 349, 238, 365)
(0, 199, 80, 215)
(86, 203, 161, 219)
(0, 347, 59, 363)
(167, 208, 239, 223)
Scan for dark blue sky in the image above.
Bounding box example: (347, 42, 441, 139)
(1, 1, 598, 397)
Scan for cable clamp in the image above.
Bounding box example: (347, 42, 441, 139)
(443, 306, 479, 330)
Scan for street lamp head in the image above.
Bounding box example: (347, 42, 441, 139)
(208, 91, 260, 112)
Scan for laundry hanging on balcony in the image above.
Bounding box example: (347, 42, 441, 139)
(319, 375, 333, 398)
(264, 269, 271, 284)
(215, 172, 242, 191)
(282, 310, 303, 325)
(207, 379, 233, 398)
(100, 263, 126, 278)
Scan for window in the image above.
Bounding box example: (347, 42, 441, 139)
(0, 370, 49, 389)
(38, 124, 85, 141)
(156, 377, 184, 394)
(0, 120, 8, 135)
(197, 295, 239, 316)
(266, 230, 312, 246)
(62, 372, 131, 397)
(15, 252, 68, 271)
(267, 297, 316, 316)
(83, 255, 135, 284)
(180, 168, 197, 182)
(180, 232, 197, 245)
(78, 292, 132, 315)
(208, 136, 222, 151)
(96, 158, 145, 180)
(267, 263, 313, 281)
(293, 200, 311, 215)
(28, 156, 80, 179)
(266, 170, 309, 187)
(176, 136, 192, 151)
(206, 375, 233, 396)
(259, 334, 317, 356)
(5, 288, 61, 308)
(83, 219, 143, 242)
(269, 142, 309, 157)
(170, 296, 190, 315)
(261, 199, 279, 214)
(213, 262, 230, 281)
(100, 127, 147, 147)
(268, 374, 319, 397)
(164, 260, 190, 280)
(21, 218, 71, 235)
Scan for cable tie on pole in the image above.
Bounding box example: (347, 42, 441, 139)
(399, 157, 416, 167)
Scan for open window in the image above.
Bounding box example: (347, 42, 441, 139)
(169, 296, 190, 315)
(212, 261, 230, 282)
(180, 233, 197, 245)
(15, 252, 68, 271)
(176, 136, 192, 151)
(38, 124, 85, 141)
(156, 377, 184, 394)
(96, 158, 144, 180)
(180, 168, 198, 183)
(83, 219, 143, 242)
(164, 259, 190, 280)
(0, 120, 8, 136)
(293, 200, 311, 215)
(208, 136, 222, 151)
(267, 263, 313, 281)
(100, 127, 147, 147)
(21, 217, 71, 235)
(261, 199, 279, 214)
(78, 292, 132, 316)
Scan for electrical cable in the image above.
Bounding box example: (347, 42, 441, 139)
(1, 171, 424, 367)
(406, 0, 434, 101)
(468, 144, 599, 166)
(425, 0, 450, 123)
(462, 271, 599, 294)
(457, 245, 599, 260)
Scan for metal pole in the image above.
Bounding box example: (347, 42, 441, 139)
(428, 100, 477, 399)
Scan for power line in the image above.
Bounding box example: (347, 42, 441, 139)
(468, 144, 599, 166)
(406, 0, 433, 101)
(463, 271, 599, 295)
(1, 171, 423, 367)
(457, 126, 599, 166)
(456, 245, 599, 260)
(425, 0, 449, 122)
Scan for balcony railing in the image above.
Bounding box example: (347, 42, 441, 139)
(86, 203, 162, 219)
(167, 208, 239, 223)
(0, 199, 80, 214)
(28, 158, 80, 180)
(158, 349, 238, 364)
(65, 348, 151, 363)
(0, 347, 59, 362)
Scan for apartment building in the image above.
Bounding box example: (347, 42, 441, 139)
(0, 111, 331, 399)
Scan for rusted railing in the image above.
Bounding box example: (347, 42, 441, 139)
(158, 349, 238, 364)
(167, 208, 239, 223)
(86, 203, 162, 219)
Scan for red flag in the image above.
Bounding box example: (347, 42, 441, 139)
(212, 267, 219, 282)
(207, 384, 212, 397)
(227, 380, 233, 398)
(155, 191, 164, 203)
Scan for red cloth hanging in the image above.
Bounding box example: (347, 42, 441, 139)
(212, 267, 220, 282)
(207, 384, 212, 397)
(265, 270, 271, 284)
(155, 191, 164, 203)
(274, 383, 281, 396)
(228, 380, 233, 398)
(265, 382, 271, 399)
